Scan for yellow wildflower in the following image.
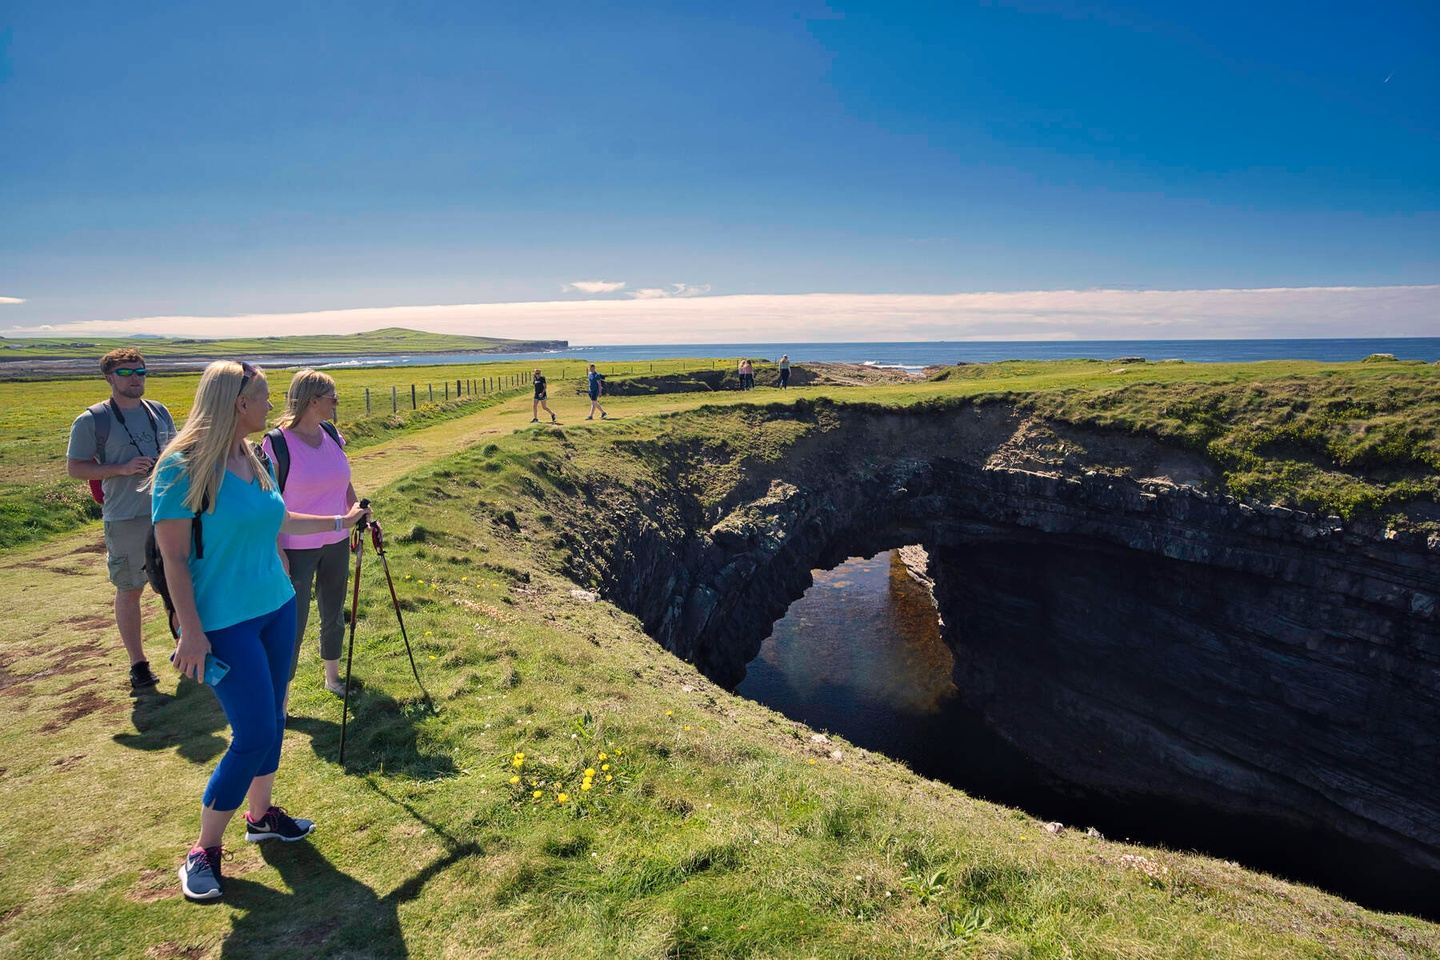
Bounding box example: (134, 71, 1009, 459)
(532, 790, 543, 799)
(683, 725, 692, 732)
(509, 775, 520, 785)
(601, 764, 610, 772)
(557, 793, 569, 804)
(512, 758, 524, 768)
(807, 759, 817, 766)
(584, 768, 595, 777)
(605, 774, 613, 782)
(581, 781, 593, 792)
(597, 752, 607, 761)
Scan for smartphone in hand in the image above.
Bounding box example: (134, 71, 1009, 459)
(170, 651, 231, 687)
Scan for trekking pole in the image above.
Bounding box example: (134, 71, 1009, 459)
(369, 518, 435, 711)
(338, 499, 370, 768)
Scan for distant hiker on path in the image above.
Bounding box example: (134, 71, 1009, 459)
(66, 348, 177, 691)
(149, 360, 367, 901)
(585, 364, 608, 420)
(778, 355, 791, 389)
(531, 368, 557, 423)
(261, 369, 357, 697)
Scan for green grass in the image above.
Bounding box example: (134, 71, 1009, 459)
(0, 358, 724, 550)
(1, 381, 1437, 957)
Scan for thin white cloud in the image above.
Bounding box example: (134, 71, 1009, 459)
(630, 283, 711, 300)
(4, 285, 1437, 344)
(564, 280, 626, 294)
(0, 296, 25, 304)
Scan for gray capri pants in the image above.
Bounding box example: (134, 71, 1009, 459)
(285, 537, 351, 676)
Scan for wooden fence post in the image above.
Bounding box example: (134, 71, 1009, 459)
(428, 383, 434, 402)
(391, 386, 397, 413)
(411, 384, 417, 409)
(365, 387, 371, 416)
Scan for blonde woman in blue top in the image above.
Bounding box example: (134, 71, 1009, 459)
(150, 361, 368, 901)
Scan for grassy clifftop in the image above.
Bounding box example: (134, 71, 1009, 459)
(1, 365, 1437, 958)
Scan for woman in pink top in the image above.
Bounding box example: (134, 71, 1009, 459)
(261, 370, 357, 695)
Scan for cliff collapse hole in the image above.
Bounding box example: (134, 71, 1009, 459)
(563, 410, 1439, 916)
(725, 536, 1440, 918)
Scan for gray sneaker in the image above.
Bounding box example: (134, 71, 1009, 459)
(178, 845, 224, 901)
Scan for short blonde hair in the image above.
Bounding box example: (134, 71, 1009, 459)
(275, 369, 337, 429)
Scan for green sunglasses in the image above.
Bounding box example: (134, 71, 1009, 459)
(109, 367, 148, 377)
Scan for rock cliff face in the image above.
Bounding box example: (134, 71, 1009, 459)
(559, 401, 1440, 882)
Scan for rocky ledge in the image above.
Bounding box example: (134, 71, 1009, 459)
(557, 400, 1439, 887)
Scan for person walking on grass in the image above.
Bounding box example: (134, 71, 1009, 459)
(261, 370, 357, 696)
(778, 354, 791, 389)
(585, 363, 608, 420)
(531, 368, 557, 423)
(66, 348, 178, 691)
(150, 360, 368, 901)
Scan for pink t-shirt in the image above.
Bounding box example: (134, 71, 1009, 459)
(262, 426, 352, 551)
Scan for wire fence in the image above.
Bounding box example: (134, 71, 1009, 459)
(345, 360, 735, 417)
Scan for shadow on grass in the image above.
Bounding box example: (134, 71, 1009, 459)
(112, 677, 228, 764)
(287, 680, 455, 780)
(219, 784, 485, 958)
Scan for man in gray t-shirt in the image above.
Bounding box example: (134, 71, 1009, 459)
(66, 349, 177, 690)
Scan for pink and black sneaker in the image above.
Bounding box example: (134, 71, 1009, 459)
(244, 805, 315, 843)
(178, 845, 225, 900)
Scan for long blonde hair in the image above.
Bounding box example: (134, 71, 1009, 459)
(148, 360, 275, 513)
(275, 368, 336, 429)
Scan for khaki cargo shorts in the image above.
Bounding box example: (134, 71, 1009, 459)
(103, 517, 152, 591)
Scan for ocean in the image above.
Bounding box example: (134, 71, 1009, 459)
(319, 337, 1440, 372)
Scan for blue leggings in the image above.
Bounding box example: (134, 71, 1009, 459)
(201, 597, 297, 811)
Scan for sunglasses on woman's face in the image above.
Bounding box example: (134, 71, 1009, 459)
(109, 367, 147, 377)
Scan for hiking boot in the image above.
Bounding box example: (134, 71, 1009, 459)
(245, 805, 315, 843)
(550, 413, 557, 423)
(178, 845, 225, 900)
(130, 660, 159, 690)
(600, 412, 608, 419)
(530, 418, 539, 423)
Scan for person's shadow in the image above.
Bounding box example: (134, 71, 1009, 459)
(219, 786, 483, 958)
(286, 679, 455, 780)
(113, 676, 229, 764)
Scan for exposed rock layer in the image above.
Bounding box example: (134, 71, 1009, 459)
(560, 401, 1440, 880)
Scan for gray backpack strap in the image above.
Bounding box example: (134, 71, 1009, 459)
(320, 421, 342, 447)
(86, 401, 112, 463)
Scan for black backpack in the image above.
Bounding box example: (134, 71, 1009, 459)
(144, 444, 274, 639)
(264, 422, 342, 493)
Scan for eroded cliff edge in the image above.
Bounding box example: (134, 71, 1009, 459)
(551, 399, 1439, 884)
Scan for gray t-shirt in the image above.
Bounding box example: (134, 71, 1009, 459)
(67, 400, 177, 521)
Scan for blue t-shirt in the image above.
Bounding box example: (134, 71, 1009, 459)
(587, 371, 605, 397)
(151, 452, 296, 632)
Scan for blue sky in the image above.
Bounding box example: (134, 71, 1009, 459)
(1, 1, 1437, 340)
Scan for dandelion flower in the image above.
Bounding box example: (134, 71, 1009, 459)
(584, 768, 595, 777)
(509, 775, 520, 785)
(532, 790, 543, 799)
(683, 725, 692, 732)
(605, 774, 613, 782)
(601, 764, 610, 772)
(512, 758, 525, 768)
(581, 782, 593, 792)
(557, 793, 569, 803)
(597, 752, 607, 761)
(807, 759, 817, 766)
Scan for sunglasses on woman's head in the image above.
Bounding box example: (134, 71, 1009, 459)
(238, 361, 258, 394)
